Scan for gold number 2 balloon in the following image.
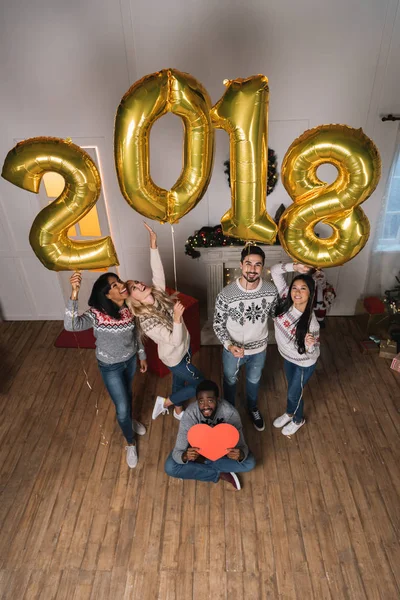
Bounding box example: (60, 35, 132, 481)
(1, 137, 119, 271)
(279, 125, 381, 268)
(211, 75, 278, 244)
(114, 68, 214, 224)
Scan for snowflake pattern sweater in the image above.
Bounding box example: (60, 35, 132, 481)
(213, 277, 278, 355)
(136, 248, 190, 367)
(270, 263, 320, 367)
(64, 301, 146, 365)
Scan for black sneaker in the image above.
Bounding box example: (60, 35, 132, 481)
(219, 472, 241, 490)
(250, 408, 265, 431)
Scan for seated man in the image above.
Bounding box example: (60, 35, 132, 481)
(164, 379, 256, 490)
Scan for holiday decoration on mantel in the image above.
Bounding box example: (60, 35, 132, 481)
(223, 147, 279, 196)
(185, 204, 286, 258)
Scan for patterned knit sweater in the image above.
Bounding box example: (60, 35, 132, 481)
(270, 263, 320, 367)
(213, 277, 278, 355)
(64, 301, 146, 365)
(137, 248, 190, 368)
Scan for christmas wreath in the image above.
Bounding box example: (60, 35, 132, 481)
(184, 149, 280, 258)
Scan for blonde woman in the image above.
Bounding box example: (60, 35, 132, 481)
(126, 224, 204, 420)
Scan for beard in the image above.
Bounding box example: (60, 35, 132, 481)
(242, 272, 260, 283)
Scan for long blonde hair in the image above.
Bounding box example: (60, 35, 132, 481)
(126, 286, 177, 338)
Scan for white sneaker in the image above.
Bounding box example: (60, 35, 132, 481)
(282, 419, 305, 436)
(152, 396, 169, 420)
(125, 445, 138, 468)
(273, 413, 293, 428)
(133, 420, 146, 435)
(173, 409, 184, 421)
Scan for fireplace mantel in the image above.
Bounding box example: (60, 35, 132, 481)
(198, 246, 290, 344)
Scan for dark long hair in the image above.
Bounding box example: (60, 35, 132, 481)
(88, 273, 123, 320)
(274, 274, 316, 354)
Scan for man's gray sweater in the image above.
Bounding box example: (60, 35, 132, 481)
(172, 399, 250, 464)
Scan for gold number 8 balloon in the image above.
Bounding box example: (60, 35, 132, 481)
(1, 137, 119, 271)
(114, 68, 214, 224)
(279, 125, 381, 268)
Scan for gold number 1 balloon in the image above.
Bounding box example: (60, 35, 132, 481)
(211, 75, 278, 244)
(114, 68, 214, 224)
(2, 137, 119, 271)
(279, 125, 381, 268)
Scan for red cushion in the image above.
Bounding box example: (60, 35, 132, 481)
(363, 296, 385, 315)
(54, 328, 96, 348)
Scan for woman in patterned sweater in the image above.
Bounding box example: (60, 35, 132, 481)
(126, 224, 204, 422)
(270, 262, 320, 436)
(64, 272, 147, 468)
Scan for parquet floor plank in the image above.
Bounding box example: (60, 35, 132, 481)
(0, 318, 399, 600)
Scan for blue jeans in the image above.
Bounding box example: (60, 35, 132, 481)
(98, 354, 137, 443)
(284, 359, 316, 423)
(164, 451, 256, 482)
(222, 348, 266, 411)
(169, 350, 204, 406)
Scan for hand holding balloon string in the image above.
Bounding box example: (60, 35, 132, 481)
(70, 271, 82, 300)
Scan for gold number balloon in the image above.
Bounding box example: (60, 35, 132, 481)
(114, 68, 214, 224)
(211, 75, 278, 244)
(1, 137, 119, 271)
(279, 125, 381, 268)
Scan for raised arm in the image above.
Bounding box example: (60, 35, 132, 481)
(64, 272, 94, 331)
(140, 301, 186, 347)
(270, 263, 294, 299)
(270, 262, 312, 299)
(144, 222, 166, 291)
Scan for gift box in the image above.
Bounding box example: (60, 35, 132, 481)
(379, 339, 398, 359)
(145, 288, 200, 378)
(359, 340, 380, 354)
(391, 353, 400, 373)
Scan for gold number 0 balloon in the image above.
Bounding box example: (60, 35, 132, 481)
(279, 125, 381, 268)
(211, 75, 278, 244)
(114, 69, 214, 223)
(1, 137, 119, 271)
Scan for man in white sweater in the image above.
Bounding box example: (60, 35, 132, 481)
(213, 246, 278, 431)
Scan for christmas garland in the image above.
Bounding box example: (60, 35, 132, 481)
(185, 210, 286, 258)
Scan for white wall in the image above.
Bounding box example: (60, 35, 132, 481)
(0, 0, 399, 319)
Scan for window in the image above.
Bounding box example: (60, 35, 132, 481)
(377, 143, 400, 251)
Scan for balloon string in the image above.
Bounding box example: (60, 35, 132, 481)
(234, 249, 252, 380)
(170, 224, 178, 292)
(71, 288, 109, 446)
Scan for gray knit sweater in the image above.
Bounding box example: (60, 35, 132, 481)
(64, 300, 146, 365)
(171, 399, 249, 464)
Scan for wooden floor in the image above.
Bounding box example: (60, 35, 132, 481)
(0, 318, 399, 599)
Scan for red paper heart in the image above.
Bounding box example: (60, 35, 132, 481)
(187, 423, 240, 461)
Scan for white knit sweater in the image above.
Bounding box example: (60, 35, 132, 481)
(213, 277, 278, 355)
(270, 263, 320, 367)
(138, 248, 190, 367)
